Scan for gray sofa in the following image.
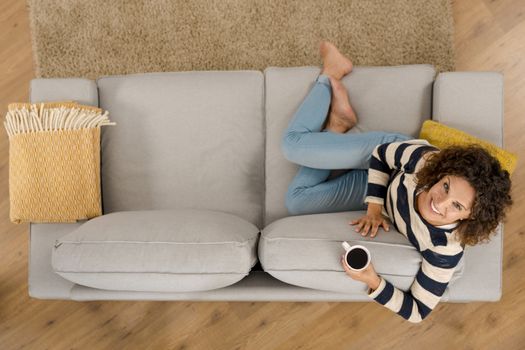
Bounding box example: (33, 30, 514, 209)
(27, 65, 504, 303)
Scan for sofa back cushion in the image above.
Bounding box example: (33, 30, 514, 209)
(264, 65, 436, 226)
(98, 71, 265, 228)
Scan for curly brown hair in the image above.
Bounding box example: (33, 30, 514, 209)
(415, 144, 512, 247)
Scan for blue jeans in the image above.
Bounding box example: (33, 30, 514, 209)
(281, 74, 412, 215)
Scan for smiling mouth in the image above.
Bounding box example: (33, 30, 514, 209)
(430, 199, 442, 216)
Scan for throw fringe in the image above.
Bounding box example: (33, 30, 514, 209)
(4, 103, 116, 138)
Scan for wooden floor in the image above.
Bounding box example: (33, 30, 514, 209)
(0, 0, 524, 349)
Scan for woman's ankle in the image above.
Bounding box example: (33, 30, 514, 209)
(320, 68, 342, 81)
(323, 121, 349, 133)
(317, 74, 333, 88)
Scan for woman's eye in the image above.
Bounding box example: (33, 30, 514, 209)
(443, 182, 449, 193)
(454, 203, 462, 210)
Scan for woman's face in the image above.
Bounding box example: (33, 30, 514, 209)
(417, 175, 475, 226)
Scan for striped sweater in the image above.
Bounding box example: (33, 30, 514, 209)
(364, 140, 464, 323)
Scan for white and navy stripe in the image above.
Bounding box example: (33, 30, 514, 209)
(364, 140, 464, 323)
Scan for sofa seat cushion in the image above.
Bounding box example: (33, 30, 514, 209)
(52, 209, 260, 292)
(259, 211, 464, 297)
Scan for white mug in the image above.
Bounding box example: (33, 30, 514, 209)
(341, 241, 371, 272)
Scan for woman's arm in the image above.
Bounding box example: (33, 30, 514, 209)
(365, 140, 438, 206)
(352, 140, 438, 237)
(367, 249, 464, 323)
(351, 202, 390, 237)
(341, 257, 382, 290)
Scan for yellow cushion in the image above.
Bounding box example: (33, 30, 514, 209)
(419, 120, 517, 175)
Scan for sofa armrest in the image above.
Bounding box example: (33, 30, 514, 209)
(30, 78, 98, 107)
(27, 79, 99, 299)
(432, 72, 504, 146)
(433, 72, 505, 302)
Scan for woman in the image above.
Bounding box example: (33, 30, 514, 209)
(281, 41, 513, 323)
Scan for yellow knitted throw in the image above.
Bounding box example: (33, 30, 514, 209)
(4, 102, 116, 224)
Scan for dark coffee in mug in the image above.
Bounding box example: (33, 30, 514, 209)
(346, 247, 369, 270)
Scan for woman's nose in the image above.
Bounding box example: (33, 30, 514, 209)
(434, 196, 450, 214)
(436, 198, 456, 212)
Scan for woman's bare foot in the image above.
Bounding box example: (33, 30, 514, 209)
(323, 77, 357, 133)
(320, 41, 353, 80)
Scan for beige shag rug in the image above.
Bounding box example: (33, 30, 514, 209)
(28, 0, 455, 79)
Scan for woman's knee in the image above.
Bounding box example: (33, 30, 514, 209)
(281, 131, 303, 162)
(285, 188, 307, 215)
(386, 132, 412, 143)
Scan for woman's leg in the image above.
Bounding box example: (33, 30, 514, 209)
(285, 166, 369, 215)
(281, 74, 412, 170)
(282, 43, 410, 215)
(283, 75, 412, 215)
(282, 41, 412, 215)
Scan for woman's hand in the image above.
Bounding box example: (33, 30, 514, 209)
(341, 255, 381, 291)
(350, 203, 390, 238)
